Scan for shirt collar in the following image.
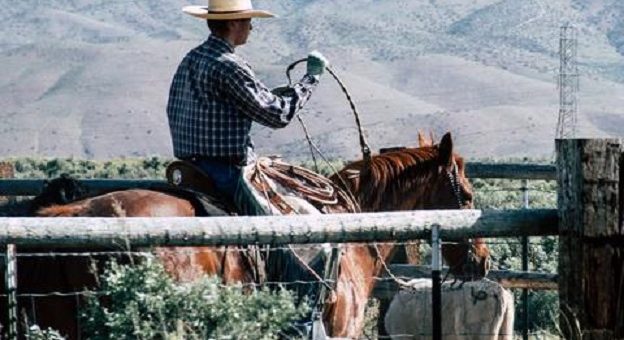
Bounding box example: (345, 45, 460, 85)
(205, 34, 235, 54)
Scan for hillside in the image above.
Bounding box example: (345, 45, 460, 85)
(1, 0, 624, 160)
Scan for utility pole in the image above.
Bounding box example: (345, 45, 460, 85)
(556, 24, 579, 139)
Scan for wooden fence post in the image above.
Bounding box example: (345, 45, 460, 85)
(0, 162, 14, 206)
(557, 138, 624, 339)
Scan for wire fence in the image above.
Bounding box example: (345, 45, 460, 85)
(1, 231, 559, 338)
(3, 241, 558, 338)
(0, 167, 561, 339)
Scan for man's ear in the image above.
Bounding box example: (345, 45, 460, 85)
(226, 20, 238, 32)
(438, 132, 454, 167)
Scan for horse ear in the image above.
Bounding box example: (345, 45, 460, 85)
(418, 130, 436, 147)
(418, 130, 427, 147)
(438, 132, 454, 167)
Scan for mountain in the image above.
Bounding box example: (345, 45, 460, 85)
(1, 0, 624, 161)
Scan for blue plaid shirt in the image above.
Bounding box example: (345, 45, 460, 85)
(167, 35, 318, 159)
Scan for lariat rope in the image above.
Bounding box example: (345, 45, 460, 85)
(256, 160, 337, 207)
(286, 59, 372, 165)
(292, 116, 360, 211)
(284, 59, 419, 295)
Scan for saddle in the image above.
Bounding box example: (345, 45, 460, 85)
(166, 158, 359, 216)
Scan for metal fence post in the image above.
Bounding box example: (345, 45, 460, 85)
(431, 225, 442, 340)
(6, 244, 17, 340)
(521, 179, 530, 340)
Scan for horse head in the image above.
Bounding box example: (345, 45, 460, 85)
(423, 132, 473, 210)
(325, 132, 488, 338)
(334, 132, 473, 211)
(30, 174, 88, 214)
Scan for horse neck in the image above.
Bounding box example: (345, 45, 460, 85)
(348, 154, 437, 212)
(325, 243, 397, 337)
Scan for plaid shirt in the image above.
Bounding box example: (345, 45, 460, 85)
(167, 35, 318, 159)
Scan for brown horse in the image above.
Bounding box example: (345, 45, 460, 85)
(8, 132, 487, 339)
(8, 184, 257, 339)
(322, 132, 489, 338)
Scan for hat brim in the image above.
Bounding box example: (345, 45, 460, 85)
(183, 6, 276, 20)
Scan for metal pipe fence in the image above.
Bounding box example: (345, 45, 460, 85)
(0, 210, 557, 339)
(0, 162, 560, 339)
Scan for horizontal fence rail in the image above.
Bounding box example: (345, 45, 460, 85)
(0, 163, 557, 196)
(465, 162, 555, 180)
(373, 266, 558, 299)
(0, 210, 558, 248)
(0, 179, 170, 196)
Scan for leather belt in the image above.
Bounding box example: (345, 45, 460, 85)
(181, 155, 246, 166)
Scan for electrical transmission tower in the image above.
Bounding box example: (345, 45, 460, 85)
(556, 24, 579, 139)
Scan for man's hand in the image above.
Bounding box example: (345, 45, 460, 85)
(306, 51, 329, 78)
(271, 85, 292, 96)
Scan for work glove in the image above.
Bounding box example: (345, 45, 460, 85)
(306, 51, 329, 78)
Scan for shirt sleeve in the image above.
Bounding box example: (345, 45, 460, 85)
(222, 62, 319, 129)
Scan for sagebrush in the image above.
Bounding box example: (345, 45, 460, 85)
(81, 258, 308, 340)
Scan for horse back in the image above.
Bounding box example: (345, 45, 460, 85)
(35, 188, 229, 217)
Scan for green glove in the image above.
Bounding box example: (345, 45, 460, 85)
(306, 50, 329, 78)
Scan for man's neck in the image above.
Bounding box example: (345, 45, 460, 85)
(213, 33, 237, 49)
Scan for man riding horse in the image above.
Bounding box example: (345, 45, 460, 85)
(167, 0, 328, 216)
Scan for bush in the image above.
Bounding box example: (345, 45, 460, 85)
(9, 157, 171, 179)
(26, 325, 66, 340)
(81, 258, 308, 340)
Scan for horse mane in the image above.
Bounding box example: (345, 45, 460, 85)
(333, 146, 443, 211)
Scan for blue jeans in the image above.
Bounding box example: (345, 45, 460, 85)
(193, 159, 266, 216)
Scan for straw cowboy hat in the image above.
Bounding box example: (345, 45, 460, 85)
(183, 0, 276, 20)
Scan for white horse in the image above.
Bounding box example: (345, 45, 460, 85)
(384, 279, 515, 340)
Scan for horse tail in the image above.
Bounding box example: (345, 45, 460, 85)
(37, 204, 86, 217)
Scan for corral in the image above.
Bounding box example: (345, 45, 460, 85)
(0, 139, 622, 339)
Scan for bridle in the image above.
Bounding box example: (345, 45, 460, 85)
(446, 160, 464, 209)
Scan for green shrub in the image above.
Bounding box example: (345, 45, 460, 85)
(81, 258, 308, 340)
(26, 325, 66, 340)
(8, 157, 172, 179)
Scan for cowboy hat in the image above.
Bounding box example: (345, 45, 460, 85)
(183, 0, 276, 20)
